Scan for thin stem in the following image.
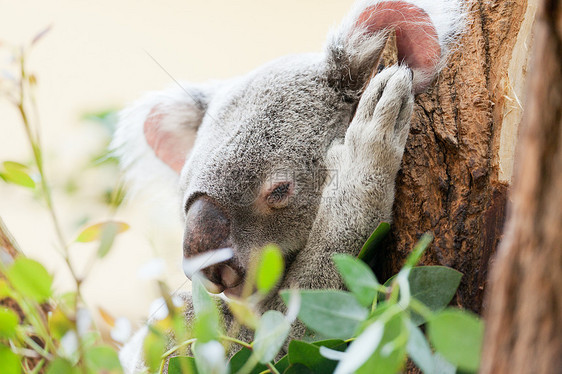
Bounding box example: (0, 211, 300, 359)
(266, 362, 280, 374)
(19, 333, 54, 361)
(220, 335, 252, 350)
(409, 298, 434, 321)
(161, 338, 197, 360)
(28, 358, 45, 374)
(16, 47, 87, 374)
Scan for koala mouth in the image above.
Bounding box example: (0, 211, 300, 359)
(203, 263, 245, 298)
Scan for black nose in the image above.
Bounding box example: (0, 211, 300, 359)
(183, 196, 245, 293)
(183, 196, 231, 259)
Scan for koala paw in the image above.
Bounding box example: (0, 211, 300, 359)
(344, 65, 414, 168)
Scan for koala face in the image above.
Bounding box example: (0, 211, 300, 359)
(113, 0, 462, 298)
(179, 55, 354, 295)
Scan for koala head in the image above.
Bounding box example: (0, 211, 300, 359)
(113, 0, 462, 297)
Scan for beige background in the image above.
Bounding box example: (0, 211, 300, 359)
(0, 0, 355, 329)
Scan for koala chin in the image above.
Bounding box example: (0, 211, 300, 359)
(112, 0, 465, 371)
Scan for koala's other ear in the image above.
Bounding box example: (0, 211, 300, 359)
(112, 83, 217, 187)
(326, 0, 464, 95)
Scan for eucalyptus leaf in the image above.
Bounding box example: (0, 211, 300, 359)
(404, 233, 433, 269)
(382, 266, 462, 325)
(253, 310, 291, 364)
(143, 326, 168, 373)
(428, 309, 484, 372)
(75, 221, 129, 243)
(0, 167, 35, 189)
(288, 340, 345, 373)
(340, 312, 408, 374)
(168, 356, 198, 374)
(192, 275, 221, 342)
(333, 254, 380, 307)
(433, 352, 457, 374)
(256, 244, 284, 295)
(6, 257, 53, 303)
(193, 341, 228, 374)
(281, 290, 368, 340)
(84, 345, 122, 372)
(228, 347, 267, 374)
(275, 354, 290, 373)
(97, 222, 120, 258)
(227, 298, 260, 329)
(406, 321, 434, 374)
(284, 363, 315, 374)
(0, 308, 19, 338)
(193, 309, 221, 343)
(45, 357, 79, 374)
(0, 344, 20, 374)
(357, 222, 390, 262)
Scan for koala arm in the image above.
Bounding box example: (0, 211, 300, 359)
(279, 65, 414, 294)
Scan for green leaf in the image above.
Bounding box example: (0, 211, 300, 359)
(75, 221, 129, 243)
(48, 307, 73, 340)
(97, 222, 121, 258)
(0, 279, 11, 298)
(192, 275, 221, 343)
(355, 312, 408, 374)
(6, 257, 53, 303)
(428, 309, 484, 372)
(358, 222, 390, 262)
(288, 340, 345, 373)
(228, 347, 267, 374)
(311, 339, 347, 348)
(253, 310, 291, 364)
(409, 266, 462, 324)
(281, 290, 368, 340)
(406, 321, 434, 374)
(0, 344, 20, 374)
(192, 275, 215, 314)
(433, 352, 456, 374)
(85, 345, 122, 372)
(404, 233, 433, 269)
(256, 244, 284, 295)
(227, 298, 260, 329)
(193, 309, 221, 343)
(275, 354, 290, 373)
(193, 341, 228, 374)
(284, 363, 315, 374)
(0, 308, 19, 338)
(1, 161, 35, 189)
(169, 356, 199, 374)
(46, 357, 79, 374)
(333, 254, 380, 307)
(143, 326, 168, 373)
(382, 266, 462, 325)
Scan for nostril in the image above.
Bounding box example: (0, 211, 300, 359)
(183, 196, 231, 258)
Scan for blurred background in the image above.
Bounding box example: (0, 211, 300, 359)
(0, 0, 355, 333)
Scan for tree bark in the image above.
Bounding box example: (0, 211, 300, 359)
(480, 0, 562, 372)
(373, 0, 535, 315)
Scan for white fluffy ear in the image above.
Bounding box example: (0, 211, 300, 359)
(111, 83, 216, 189)
(326, 0, 465, 95)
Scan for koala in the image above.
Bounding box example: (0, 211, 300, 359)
(113, 0, 464, 371)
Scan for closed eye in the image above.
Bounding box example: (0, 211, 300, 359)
(265, 182, 293, 209)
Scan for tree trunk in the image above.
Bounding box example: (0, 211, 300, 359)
(373, 0, 537, 315)
(480, 0, 562, 372)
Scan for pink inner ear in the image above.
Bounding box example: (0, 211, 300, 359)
(356, 1, 441, 73)
(144, 108, 190, 173)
